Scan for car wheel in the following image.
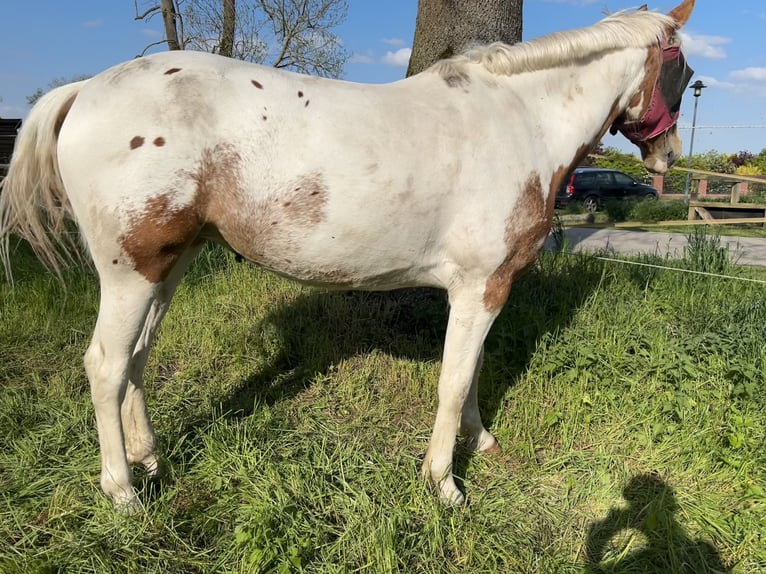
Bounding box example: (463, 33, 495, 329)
(643, 192, 658, 200)
(583, 196, 599, 213)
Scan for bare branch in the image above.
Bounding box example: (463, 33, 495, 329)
(134, 2, 161, 21)
(138, 39, 172, 57)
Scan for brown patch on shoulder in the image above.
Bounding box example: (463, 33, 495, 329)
(130, 136, 145, 150)
(153, 137, 166, 147)
(251, 80, 264, 89)
(164, 68, 182, 75)
(483, 173, 551, 313)
(54, 93, 78, 138)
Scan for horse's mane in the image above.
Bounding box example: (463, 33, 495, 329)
(430, 9, 676, 80)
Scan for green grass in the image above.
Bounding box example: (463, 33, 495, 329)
(2, 239, 766, 573)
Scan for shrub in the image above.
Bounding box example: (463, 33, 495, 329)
(628, 198, 687, 223)
(604, 198, 639, 222)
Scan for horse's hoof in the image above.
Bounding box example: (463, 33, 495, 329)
(141, 454, 162, 478)
(114, 494, 143, 515)
(439, 485, 466, 507)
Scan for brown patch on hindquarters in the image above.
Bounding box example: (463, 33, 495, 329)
(251, 80, 264, 89)
(153, 137, 166, 147)
(130, 136, 145, 150)
(120, 143, 329, 284)
(164, 68, 182, 75)
(119, 144, 243, 283)
(483, 173, 550, 313)
(120, 194, 203, 283)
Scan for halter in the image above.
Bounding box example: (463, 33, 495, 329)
(613, 38, 694, 144)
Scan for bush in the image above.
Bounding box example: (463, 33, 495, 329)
(604, 198, 639, 222)
(628, 198, 687, 223)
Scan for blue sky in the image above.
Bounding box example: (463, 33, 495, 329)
(1, 1, 765, 155)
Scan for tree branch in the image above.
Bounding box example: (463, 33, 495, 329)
(134, 2, 160, 21)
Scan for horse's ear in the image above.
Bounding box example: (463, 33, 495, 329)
(638, 4, 648, 11)
(668, 0, 695, 29)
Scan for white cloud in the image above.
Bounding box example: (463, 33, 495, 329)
(730, 67, 766, 82)
(82, 18, 104, 29)
(382, 38, 406, 47)
(696, 75, 736, 90)
(678, 32, 730, 60)
(349, 53, 374, 65)
(381, 48, 412, 68)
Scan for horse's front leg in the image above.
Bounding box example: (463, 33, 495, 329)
(423, 287, 500, 505)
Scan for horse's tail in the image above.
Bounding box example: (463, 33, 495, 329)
(0, 79, 89, 281)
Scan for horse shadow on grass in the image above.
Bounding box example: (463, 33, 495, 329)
(198, 252, 611, 486)
(585, 472, 729, 573)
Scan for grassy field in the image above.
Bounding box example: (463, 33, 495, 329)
(1, 236, 765, 573)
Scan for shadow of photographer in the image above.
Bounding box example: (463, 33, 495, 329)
(585, 472, 729, 573)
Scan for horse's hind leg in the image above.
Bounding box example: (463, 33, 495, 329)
(84, 273, 159, 508)
(459, 348, 499, 453)
(121, 245, 203, 477)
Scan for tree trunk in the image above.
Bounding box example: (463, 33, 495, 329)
(161, 0, 182, 50)
(220, 0, 236, 58)
(406, 0, 523, 77)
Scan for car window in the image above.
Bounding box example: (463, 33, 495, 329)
(613, 173, 634, 186)
(595, 172, 613, 186)
(576, 173, 596, 187)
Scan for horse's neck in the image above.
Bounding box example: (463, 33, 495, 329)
(504, 48, 648, 161)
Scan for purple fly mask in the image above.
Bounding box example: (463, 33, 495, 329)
(613, 38, 694, 144)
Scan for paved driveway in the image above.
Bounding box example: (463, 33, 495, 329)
(545, 227, 766, 267)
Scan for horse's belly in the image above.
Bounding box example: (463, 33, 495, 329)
(213, 217, 436, 290)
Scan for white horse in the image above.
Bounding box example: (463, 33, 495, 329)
(0, 0, 695, 509)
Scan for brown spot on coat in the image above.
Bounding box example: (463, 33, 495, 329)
(297, 90, 304, 98)
(130, 136, 145, 150)
(304, 100, 310, 107)
(153, 137, 166, 147)
(483, 173, 550, 313)
(252, 80, 264, 89)
(164, 68, 182, 75)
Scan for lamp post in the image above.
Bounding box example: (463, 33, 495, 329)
(683, 80, 707, 203)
